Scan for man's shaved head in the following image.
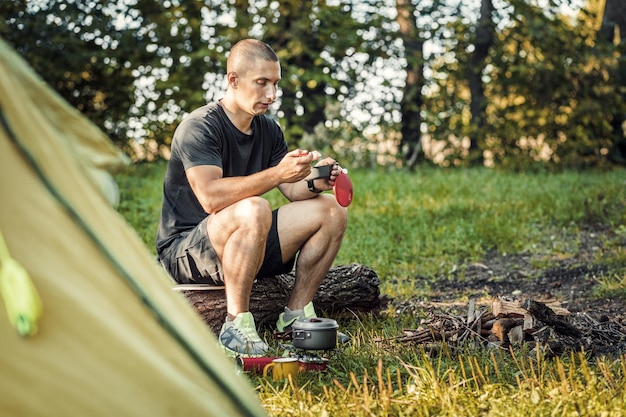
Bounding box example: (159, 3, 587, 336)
(227, 39, 279, 76)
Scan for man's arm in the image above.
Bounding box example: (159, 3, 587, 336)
(187, 149, 319, 214)
(278, 156, 341, 202)
(186, 165, 279, 214)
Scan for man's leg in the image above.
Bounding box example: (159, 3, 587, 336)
(276, 194, 348, 310)
(206, 196, 272, 319)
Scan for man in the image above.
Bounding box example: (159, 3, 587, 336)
(156, 39, 348, 357)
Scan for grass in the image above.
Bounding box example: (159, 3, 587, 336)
(255, 348, 626, 416)
(115, 162, 626, 416)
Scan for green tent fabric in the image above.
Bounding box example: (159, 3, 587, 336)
(0, 37, 267, 417)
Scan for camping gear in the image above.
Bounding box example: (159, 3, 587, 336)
(0, 37, 266, 417)
(304, 162, 354, 207)
(333, 171, 353, 207)
(262, 357, 300, 381)
(0, 228, 43, 337)
(297, 355, 329, 372)
(240, 354, 328, 374)
(291, 318, 339, 350)
(239, 356, 278, 373)
(304, 164, 333, 181)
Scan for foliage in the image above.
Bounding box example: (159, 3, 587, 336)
(0, 0, 397, 158)
(114, 161, 166, 248)
(423, 0, 626, 169)
(261, 0, 399, 145)
(0, 0, 146, 145)
(3, 0, 626, 169)
(487, 0, 624, 169)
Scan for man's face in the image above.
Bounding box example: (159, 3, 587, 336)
(234, 59, 281, 116)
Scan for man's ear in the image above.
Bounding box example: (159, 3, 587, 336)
(227, 71, 238, 88)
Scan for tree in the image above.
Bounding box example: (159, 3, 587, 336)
(263, 0, 331, 143)
(485, 0, 623, 168)
(422, 0, 623, 168)
(132, 0, 236, 159)
(598, 0, 626, 163)
(467, 0, 494, 165)
(262, 0, 396, 148)
(598, 0, 626, 44)
(0, 0, 147, 146)
(6, 0, 624, 168)
(396, 0, 426, 169)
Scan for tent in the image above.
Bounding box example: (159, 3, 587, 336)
(0, 37, 266, 417)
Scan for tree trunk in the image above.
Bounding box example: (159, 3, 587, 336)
(599, 0, 626, 44)
(396, 0, 425, 170)
(179, 263, 386, 334)
(600, 0, 626, 164)
(467, 0, 494, 165)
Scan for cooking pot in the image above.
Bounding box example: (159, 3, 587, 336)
(291, 318, 338, 350)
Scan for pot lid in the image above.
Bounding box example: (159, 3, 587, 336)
(292, 317, 338, 330)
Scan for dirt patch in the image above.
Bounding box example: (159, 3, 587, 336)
(384, 225, 626, 357)
(392, 224, 626, 321)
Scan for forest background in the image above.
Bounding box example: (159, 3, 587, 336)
(3, 0, 626, 171)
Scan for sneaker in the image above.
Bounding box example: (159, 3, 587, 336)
(276, 301, 350, 344)
(276, 301, 317, 332)
(219, 312, 269, 358)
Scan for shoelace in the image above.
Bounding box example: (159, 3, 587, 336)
(233, 326, 265, 345)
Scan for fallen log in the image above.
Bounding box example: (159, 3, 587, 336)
(177, 263, 385, 334)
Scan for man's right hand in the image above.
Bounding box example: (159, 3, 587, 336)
(278, 149, 322, 183)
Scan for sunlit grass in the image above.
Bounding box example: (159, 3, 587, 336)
(254, 328, 626, 417)
(114, 161, 166, 249)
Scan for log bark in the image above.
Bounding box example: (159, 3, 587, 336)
(492, 297, 570, 318)
(179, 263, 385, 334)
(521, 298, 582, 338)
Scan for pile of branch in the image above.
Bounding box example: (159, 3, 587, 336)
(377, 297, 626, 358)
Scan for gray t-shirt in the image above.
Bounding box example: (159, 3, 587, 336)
(156, 102, 288, 254)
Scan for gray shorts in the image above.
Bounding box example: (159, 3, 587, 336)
(159, 209, 295, 285)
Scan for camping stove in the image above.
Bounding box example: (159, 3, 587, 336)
(238, 351, 329, 373)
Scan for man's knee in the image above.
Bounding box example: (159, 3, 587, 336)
(321, 194, 348, 232)
(235, 197, 272, 230)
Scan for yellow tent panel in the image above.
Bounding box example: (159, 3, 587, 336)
(0, 37, 266, 417)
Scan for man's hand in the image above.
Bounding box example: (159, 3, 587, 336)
(310, 157, 342, 192)
(276, 149, 346, 201)
(277, 149, 322, 183)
